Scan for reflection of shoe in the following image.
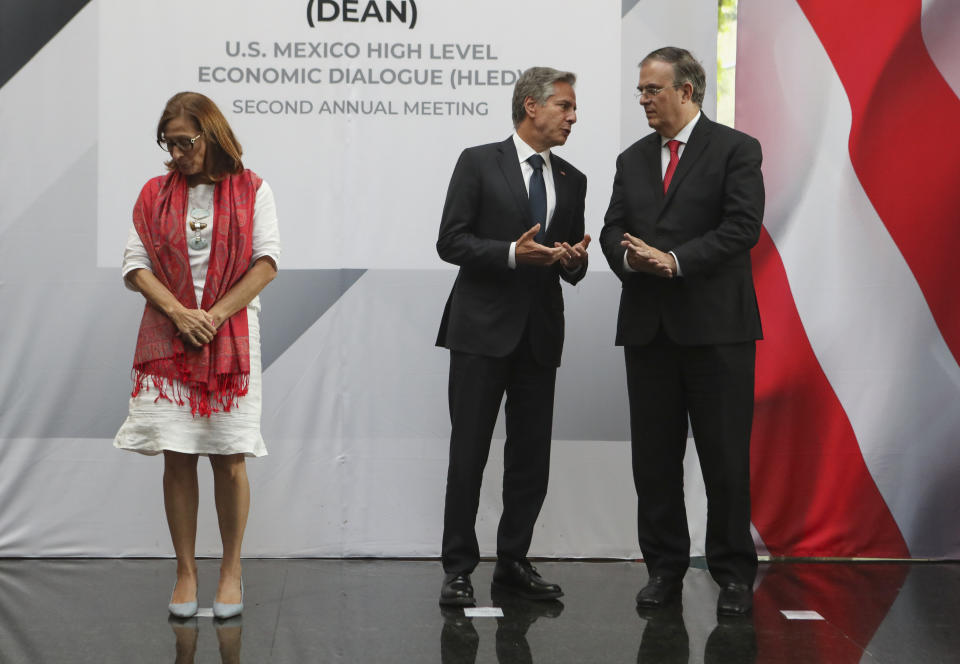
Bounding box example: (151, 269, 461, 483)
(715, 612, 753, 626)
(440, 573, 476, 607)
(167, 614, 199, 629)
(705, 615, 757, 663)
(716, 582, 753, 616)
(214, 614, 243, 662)
(636, 596, 683, 622)
(637, 599, 689, 664)
(492, 560, 563, 600)
(440, 605, 479, 662)
(636, 575, 682, 608)
(213, 579, 244, 619)
(213, 615, 243, 629)
(168, 583, 198, 618)
(440, 605, 473, 625)
(492, 586, 557, 663)
(168, 614, 200, 662)
(490, 586, 564, 621)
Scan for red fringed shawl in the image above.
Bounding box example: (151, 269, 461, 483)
(130, 169, 262, 416)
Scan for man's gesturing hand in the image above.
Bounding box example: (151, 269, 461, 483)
(516, 224, 565, 266)
(622, 233, 675, 278)
(555, 233, 591, 270)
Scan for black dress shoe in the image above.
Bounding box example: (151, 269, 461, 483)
(636, 575, 682, 608)
(440, 573, 476, 607)
(716, 582, 753, 616)
(492, 560, 563, 600)
(635, 596, 683, 622)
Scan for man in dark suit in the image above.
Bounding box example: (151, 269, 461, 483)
(600, 47, 764, 616)
(436, 66, 590, 606)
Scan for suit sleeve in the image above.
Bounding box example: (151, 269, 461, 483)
(560, 172, 588, 285)
(436, 149, 512, 272)
(671, 136, 764, 276)
(600, 153, 630, 281)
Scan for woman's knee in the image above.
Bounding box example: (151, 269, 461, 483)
(209, 453, 247, 480)
(164, 450, 199, 474)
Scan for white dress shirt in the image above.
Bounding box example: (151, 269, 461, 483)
(508, 132, 556, 269)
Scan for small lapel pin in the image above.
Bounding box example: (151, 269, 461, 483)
(560, 170, 566, 176)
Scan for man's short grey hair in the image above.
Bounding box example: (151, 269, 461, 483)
(641, 47, 706, 107)
(511, 67, 577, 128)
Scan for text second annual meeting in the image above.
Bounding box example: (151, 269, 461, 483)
(231, 99, 490, 117)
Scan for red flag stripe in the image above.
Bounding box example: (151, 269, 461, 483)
(750, 230, 909, 557)
(796, 0, 960, 368)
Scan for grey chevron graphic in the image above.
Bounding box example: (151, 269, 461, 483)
(261, 269, 364, 369)
(622, 0, 644, 17)
(0, 0, 91, 88)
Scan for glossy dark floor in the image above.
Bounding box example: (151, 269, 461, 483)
(0, 559, 957, 663)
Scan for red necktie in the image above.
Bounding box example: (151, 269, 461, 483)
(663, 139, 681, 193)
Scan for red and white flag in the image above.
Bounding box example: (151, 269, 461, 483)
(739, 0, 960, 559)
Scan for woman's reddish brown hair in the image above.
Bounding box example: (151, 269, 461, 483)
(156, 92, 244, 181)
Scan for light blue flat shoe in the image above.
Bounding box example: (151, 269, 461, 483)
(213, 579, 244, 619)
(168, 584, 198, 619)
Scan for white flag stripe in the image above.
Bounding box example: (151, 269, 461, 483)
(739, 0, 960, 556)
(922, 0, 960, 98)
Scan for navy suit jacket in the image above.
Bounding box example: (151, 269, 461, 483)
(436, 136, 587, 367)
(600, 115, 764, 346)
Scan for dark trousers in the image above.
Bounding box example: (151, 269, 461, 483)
(441, 336, 557, 574)
(625, 339, 758, 587)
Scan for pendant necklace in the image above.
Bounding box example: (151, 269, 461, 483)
(188, 203, 211, 250)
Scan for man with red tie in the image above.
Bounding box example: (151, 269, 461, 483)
(600, 47, 765, 616)
(436, 67, 590, 607)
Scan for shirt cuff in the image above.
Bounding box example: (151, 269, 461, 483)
(669, 251, 682, 277)
(508, 241, 517, 269)
(622, 251, 635, 273)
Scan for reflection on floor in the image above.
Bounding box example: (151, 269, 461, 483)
(0, 559, 956, 663)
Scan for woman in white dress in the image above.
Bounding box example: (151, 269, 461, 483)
(114, 92, 280, 619)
